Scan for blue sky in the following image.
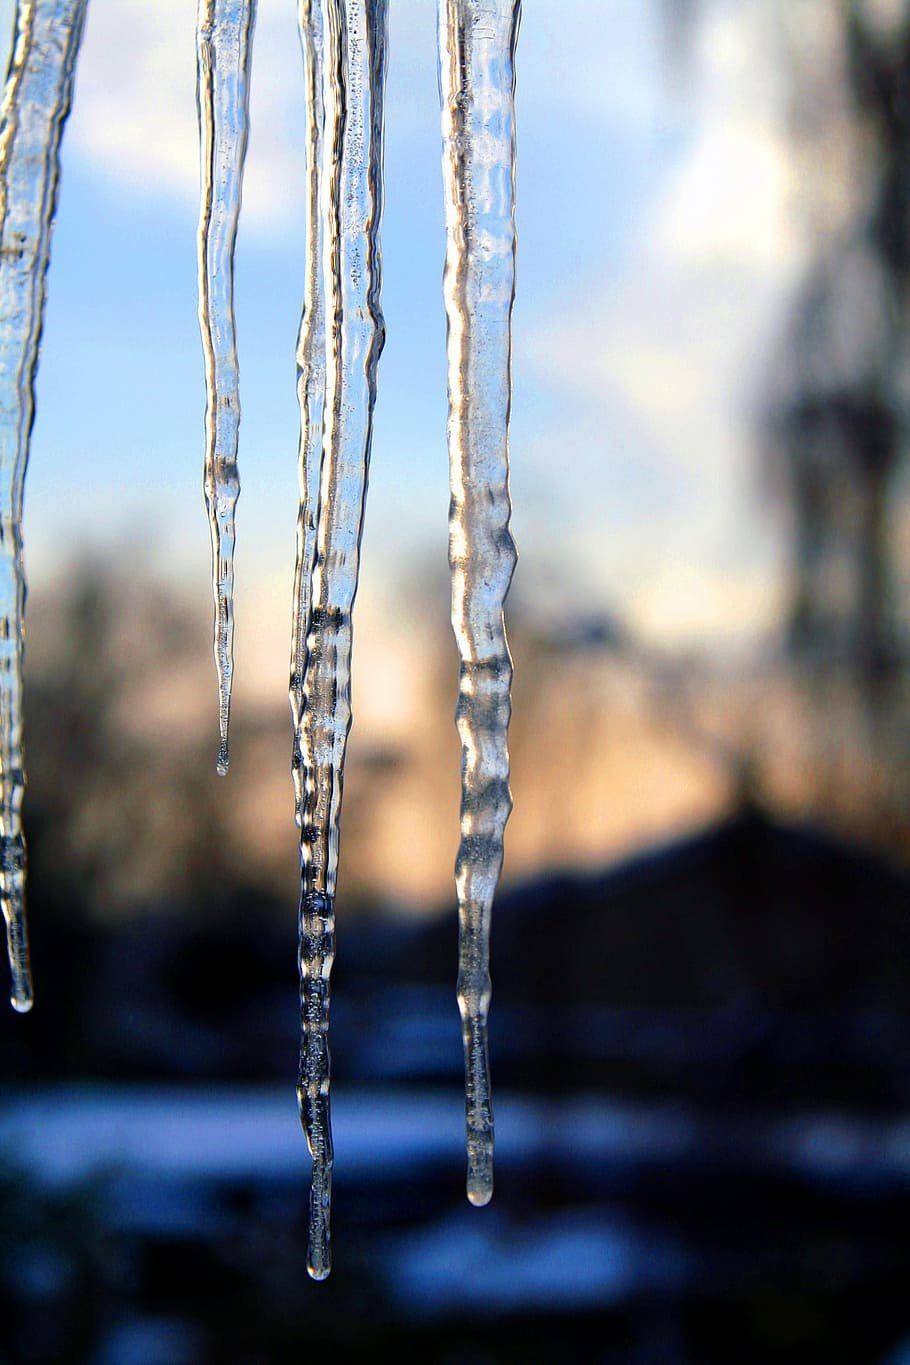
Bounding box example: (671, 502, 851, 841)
(1, 0, 804, 701)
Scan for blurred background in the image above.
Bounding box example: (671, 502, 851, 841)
(0, 0, 910, 1359)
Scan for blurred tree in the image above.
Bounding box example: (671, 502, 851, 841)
(667, 0, 910, 851)
(670, 0, 910, 688)
(767, 0, 910, 689)
(23, 560, 228, 919)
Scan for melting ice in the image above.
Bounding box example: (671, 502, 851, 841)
(195, 0, 257, 776)
(0, 0, 87, 1011)
(438, 0, 520, 1207)
(0, 0, 522, 1284)
(292, 0, 388, 1281)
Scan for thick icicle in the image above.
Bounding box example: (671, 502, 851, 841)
(0, 0, 87, 1012)
(293, 0, 387, 1282)
(438, 0, 520, 1207)
(195, 0, 256, 776)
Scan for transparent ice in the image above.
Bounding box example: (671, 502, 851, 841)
(196, 0, 256, 776)
(0, 0, 522, 1279)
(0, 0, 86, 1011)
(292, 0, 387, 1281)
(438, 0, 520, 1206)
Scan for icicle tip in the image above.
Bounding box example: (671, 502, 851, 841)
(216, 738, 230, 777)
(466, 1146, 494, 1205)
(9, 954, 34, 1012)
(467, 1180, 493, 1208)
(4, 908, 34, 1013)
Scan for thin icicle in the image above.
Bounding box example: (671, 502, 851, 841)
(0, 0, 87, 1012)
(290, 0, 327, 826)
(438, 0, 520, 1207)
(294, 0, 387, 1282)
(196, 0, 256, 776)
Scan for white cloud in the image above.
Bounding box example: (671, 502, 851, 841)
(65, 0, 308, 239)
(522, 247, 796, 493)
(658, 120, 795, 268)
(516, 0, 802, 646)
(659, 4, 795, 269)
(67, 2, 196, 199)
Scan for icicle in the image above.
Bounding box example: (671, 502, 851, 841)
(289, 0, 326, 827)
(438, 0, 520, 1207)
(196, 0, 256, 776)
(0, 0, 87, 1012)
(293, 0, 387, 1282)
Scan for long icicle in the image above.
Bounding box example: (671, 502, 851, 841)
(438, 0, 520, 1207)
(196, 0, 256, 776)
(290, 0, 327, 827)
(294, 0, 387, 1281)
(0, 0, 87, 1012)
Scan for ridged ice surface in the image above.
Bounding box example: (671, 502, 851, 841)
(293, 0, 387, 1281)
(289, 0, 326, 828)
(0, 0, 86, 1012)
(196, 0, 256, 776)
(438, 0, 520, 1206)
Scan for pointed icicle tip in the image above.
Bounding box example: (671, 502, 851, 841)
(216, 739, 230, 777)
